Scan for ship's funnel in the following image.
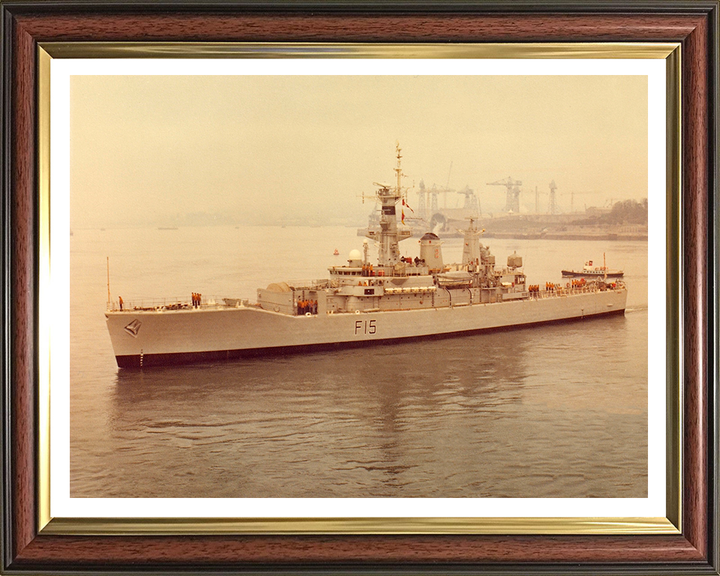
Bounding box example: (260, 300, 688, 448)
(419, 232, 444, 271)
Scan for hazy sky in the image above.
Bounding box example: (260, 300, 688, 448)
(70, 74, 648, 228)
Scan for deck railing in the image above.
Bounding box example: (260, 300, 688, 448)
(107, 281, 624, 310)
(107, 294, 235, 311)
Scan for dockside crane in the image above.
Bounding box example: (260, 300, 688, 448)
(457, 185, 480, 214)
(427, 183, 453, 213)
(548, 180, 559, 214)
(414, 180, 454, 221)
(417, 179, 428, 218)
(487, 177, 522, 213)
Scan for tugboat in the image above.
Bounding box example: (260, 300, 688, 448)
(561, 254, 624, 279)
(106, 144, 627, 368)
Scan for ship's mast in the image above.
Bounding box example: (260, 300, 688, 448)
(603, 252, 607, 281)
(375, 144, 406, 267)
(395, 144, 403, 191)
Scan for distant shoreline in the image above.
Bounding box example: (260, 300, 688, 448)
(356, 227, 648, 241)
(483, 232, 648, 241)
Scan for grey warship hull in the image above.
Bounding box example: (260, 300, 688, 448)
(107, 287, 626, 368)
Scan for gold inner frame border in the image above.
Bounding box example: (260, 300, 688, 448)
(36, 41, 682, 536)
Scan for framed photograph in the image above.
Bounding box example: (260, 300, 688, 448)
(2, 1, 717, 574)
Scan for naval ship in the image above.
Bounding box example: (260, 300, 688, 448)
(106, 145, 627, 368)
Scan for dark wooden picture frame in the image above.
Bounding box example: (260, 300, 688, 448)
(1, 1, 718, 573)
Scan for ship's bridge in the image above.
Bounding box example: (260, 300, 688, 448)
(327, 266, 364, 277)
(328, 260, 431, 281)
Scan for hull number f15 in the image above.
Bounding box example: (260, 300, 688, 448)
(355, 319, 377, 335)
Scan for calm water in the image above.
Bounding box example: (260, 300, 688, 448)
(70, 226, 648, 498)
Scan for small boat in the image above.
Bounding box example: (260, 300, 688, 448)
(562, 254, 624, 279)
(333, 249, 340, 256)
